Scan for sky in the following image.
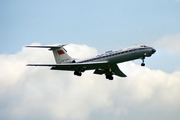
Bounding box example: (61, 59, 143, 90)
(0, 0, 180, 120)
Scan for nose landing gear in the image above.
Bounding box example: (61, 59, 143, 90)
(141, 57, 145, 66)
(141, 62, 145, 66)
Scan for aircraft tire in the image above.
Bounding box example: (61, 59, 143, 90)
(106, 75, 113, 80)
(78, 72, 82, 76)
(109, 77, 113, 80)
(74, 71, 82, 76)
(141, 63, 145, 66)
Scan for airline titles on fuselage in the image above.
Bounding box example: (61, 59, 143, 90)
(78, 45, 149, 63)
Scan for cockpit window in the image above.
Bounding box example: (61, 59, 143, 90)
(140, 45, 147, 47)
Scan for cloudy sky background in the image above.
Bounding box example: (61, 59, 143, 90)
(0, 0, 180, 120)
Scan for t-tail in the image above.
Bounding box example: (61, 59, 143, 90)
(26, 45, 75, 64)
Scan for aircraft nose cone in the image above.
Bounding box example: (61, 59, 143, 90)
(152, 48, 156, 54)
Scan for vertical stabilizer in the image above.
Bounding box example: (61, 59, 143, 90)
(26, 45, 74, 64)
(50, 46, 73, 64)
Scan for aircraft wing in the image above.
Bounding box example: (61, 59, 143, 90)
(27, 61, 109, 72)
(27, 61, 127, 77)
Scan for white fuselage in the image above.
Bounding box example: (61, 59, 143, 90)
(78, 45, 156, 64)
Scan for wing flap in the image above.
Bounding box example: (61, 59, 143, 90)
(93, 64, 127, 77)
(111, 64, 127, 77)
(93, 69, 105, 75)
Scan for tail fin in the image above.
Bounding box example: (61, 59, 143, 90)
(50, 45, 74, 63)
(26, 45, 74, 64)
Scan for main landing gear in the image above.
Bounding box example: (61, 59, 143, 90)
(74, 71, 82, 76)
(106, 74, 114, 80)
(105, 67, 114, 80)
(141, 57, 145, 66)
(74, 70, 114, 80)
(105, 71, 114, 80)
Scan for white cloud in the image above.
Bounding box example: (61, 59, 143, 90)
(155, 34, 180, 54)
(0, 44, 180, 120)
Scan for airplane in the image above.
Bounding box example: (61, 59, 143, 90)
(26, 44, 156, 80)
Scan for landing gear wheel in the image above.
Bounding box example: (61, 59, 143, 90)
(141, 57, 145, 67)
(74, 71, 82, 76)
(105, 75, 114, 80)
(141, 63, 145, 66)
(77, 72, 82, 76)
(109, 76, 113, 80)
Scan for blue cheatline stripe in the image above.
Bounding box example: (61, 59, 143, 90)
(78, 47, 151, 63)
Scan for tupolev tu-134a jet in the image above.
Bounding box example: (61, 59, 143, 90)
(26, 44, 156, 80)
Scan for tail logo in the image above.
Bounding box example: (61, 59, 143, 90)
(57, 50, 65, 55)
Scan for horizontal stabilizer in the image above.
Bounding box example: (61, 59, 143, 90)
(26, 45, 66, 49)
